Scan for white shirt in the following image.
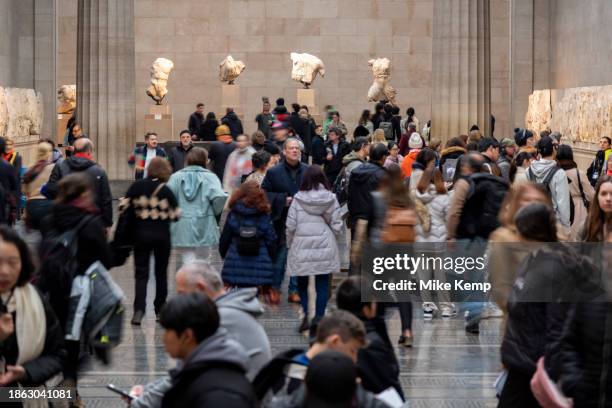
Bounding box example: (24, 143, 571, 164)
(144, 148, 156, 178)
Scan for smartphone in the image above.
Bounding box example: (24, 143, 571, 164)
(106, 384, 133, 400)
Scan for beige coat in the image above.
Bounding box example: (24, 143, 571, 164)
(23, 163, 55, 200)
(565, 167, 595, 241)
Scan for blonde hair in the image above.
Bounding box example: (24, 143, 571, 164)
(372, 129, 386, 143)
(36, 142, 53, 162)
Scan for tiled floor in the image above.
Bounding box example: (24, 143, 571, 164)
(77, 247, 502, 407)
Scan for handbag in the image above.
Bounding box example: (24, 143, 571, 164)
(530, 357, 573, 408)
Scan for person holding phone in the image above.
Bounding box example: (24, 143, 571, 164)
(0, 227, 65, 391)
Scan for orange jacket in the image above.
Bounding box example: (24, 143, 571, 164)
(401, 149, 420, 177)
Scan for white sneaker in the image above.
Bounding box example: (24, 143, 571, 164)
(423, 306, 435, 319)
(481, 303, 503, 319)
(441, 308, 456, 318)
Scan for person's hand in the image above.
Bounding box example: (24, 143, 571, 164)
(326, 153, 333, 161)
(0, 365, 25, 386)
(0, 313, 14, 342)
(285, 196, 293, 207)
(105, 227, 112, 238)
(129, 385, 144, 398)
(66, 146, 74, 152)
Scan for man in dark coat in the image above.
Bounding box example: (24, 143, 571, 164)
(0, 137, 19, 224)
(127, 132, 168, 180)
(188, 103, 205, 136)
(288, 103, 313, 159)
(323, 127, 351, 185)
(261, 138, 308, 304)
(208, 125, 236, 183)
(168, 130, 194, 173)
(159, 293, 256, 408)
(45, 138, 113, 227)
(221, 107, 244, 139)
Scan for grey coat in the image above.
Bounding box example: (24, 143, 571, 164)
(286, 187, 343, 276)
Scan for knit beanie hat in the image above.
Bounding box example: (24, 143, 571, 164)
(409, 132, 424, 149)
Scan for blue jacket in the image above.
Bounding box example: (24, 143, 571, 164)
(219, 201, 276, 286)
(128, 145, 168, 180)
(167, 166, 227, 247)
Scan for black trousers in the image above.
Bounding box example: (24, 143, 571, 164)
(133, 237, 171, 313)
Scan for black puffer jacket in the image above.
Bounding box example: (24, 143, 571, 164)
(347, 162, 386, 227)
(501, 247, 602, 378)
(45, 156, 113, 226)
(559, 302, 612, 407)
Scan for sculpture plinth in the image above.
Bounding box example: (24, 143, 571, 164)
(221, 84, 241, 109)
(297, 88, 320, 124)
(57, 113, 71, 145)
(145, 105, 173, 142)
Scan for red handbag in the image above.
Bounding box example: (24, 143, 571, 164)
(530, 357, 573, 408)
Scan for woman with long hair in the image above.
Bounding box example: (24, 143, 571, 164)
(198, 112, 220, 141)
(556, 145, 595, 240)
(219, 180, 277, 298)
(371, 166, 418, 346)
(415, 167, 454, 318)
(286, 166, 343, 333)
(582, 175, 612, 242)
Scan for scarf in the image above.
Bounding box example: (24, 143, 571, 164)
(2, 151, 17, 165)
(74, 152, 93, 161)
(23, 160, 49, 184)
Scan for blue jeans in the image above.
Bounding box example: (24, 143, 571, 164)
(297, 274, 330, 319)
(272, 245, 298, 293)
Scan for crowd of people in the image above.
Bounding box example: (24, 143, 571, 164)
(1, 95, 612, 407)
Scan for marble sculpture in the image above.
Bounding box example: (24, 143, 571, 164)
(367, 58, 397, 105)
(57, 84, 77, 114)
(290, 53, 325, 88)
(219, 55, 246, 85)
(146, 57, 174, 105)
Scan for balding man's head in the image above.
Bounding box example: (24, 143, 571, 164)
(175, 260, 224, 299)
(74, 137, 93, 154)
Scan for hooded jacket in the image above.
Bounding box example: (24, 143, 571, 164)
(400, 149, 420, 178)
(161, 330, 257, 408)
(269, 383, 390, 408)
(216, 289, 272, 379)
(527, 159, 571, 228)
(343, 151, 366, 176)
(286, 187, 343, 277)
(415, 184, 449, 242)
(220, 201, 276, 286)
(45, 156, 113, 227)
(221, 111, 244, 138)
(167, 165, 227, 247)
(347, 162, 387, 226)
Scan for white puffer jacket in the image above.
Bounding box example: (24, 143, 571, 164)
(286, 186, 343, 276)
(415, 185, 449, 242)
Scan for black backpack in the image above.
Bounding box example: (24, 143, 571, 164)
(253, 349, 305, 400)
(458, 173, 509, 240)
(235, 214, 260, 256)
(37, 215, 95, 325)
(333, 167, 349, 205)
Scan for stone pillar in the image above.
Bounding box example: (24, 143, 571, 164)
(77, 0, 135, 179)
(431, 0, 491, 141)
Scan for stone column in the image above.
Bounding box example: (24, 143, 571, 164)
(77, 0, 135, 179)
(431, 0, 491, 141)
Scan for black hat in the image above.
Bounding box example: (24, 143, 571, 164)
(276, 97, 285, 106)
(514, 128, 534, 147)
(305, 351, 357, 408)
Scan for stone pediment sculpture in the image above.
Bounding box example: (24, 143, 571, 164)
(219, 55, 246, 85)
(57, 85, 77, 114)
(146, 57, 174, 105)
(0, 87, 43, 138)
(290, 52, 325, 89)
(526, 86, 612, 144)
(367, 58, 397, 105)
